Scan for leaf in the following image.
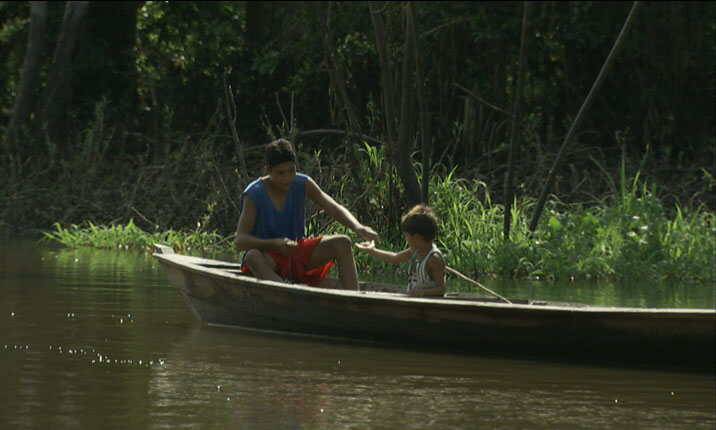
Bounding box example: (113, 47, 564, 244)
(548, 216, 562, 231)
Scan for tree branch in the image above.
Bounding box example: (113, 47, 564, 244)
(454, 83, 512, 118)
(223, 68, 249, 186)
(529, 1, 642, 232)
(297, 129, 385, 146)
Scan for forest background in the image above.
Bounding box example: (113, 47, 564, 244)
(1, 1, 714, 281)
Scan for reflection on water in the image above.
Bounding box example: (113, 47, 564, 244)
(485, 277, 716, 309)
(1, 239, 714, 429)
(150, 325, 715, 430)
(364, 267, 716, 310)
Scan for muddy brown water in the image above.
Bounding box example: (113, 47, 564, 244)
(1, 239, 714, 429)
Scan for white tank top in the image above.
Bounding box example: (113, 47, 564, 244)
(407, 245, 444, 292)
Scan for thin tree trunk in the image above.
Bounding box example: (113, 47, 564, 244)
(503, 1, 531, 242)
(223, 69, 249, 186)
(528, 1, 641, 233)
(32, 1, 90, 149)
(369, 1, 422, 209)
(316, 1, 364, 206)
(368, 2, 397, 146)
(408, 2, 431, 204)
(317, 2, 364, 137)
(396, 3, 422, 207)
(5, 1, 48, 153)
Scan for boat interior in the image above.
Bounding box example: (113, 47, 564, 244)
(192, 261, 553, 306)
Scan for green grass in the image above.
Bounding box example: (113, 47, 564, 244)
(42, 219, 228, 254)
(39, 142, 715, 282)
(341, 144, 716, 282)
(427, 168, 715, 282)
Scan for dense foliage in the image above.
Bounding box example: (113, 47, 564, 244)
(2, 1, 714, 280)
(43, 143, 716, 281)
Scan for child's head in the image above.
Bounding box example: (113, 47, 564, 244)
(400, 204, 438, 242)
(265, 138, 296, 169)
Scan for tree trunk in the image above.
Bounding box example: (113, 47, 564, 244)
(32, 1, 90, 149)
(503, 1, 531, 242)
(369, 1, 422, 219)
(395, 3, 422, 207)
(5, 1, 48, 154)
(315, 2, 364, 199)
(368, 2, 398, 147)
(224, 69, 249, 187)
(528, 1, 641, 233)
(316, 2, 364, 137)
(408, 2, 431, 204)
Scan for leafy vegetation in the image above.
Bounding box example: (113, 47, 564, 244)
(42, 219, 227, 254)
(44, 143, 715, 282)
(2, 2, 714, 283)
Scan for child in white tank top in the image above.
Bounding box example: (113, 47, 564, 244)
(357, 205, 446, 297)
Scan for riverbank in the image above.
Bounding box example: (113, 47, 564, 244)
(40, 177, 715, 283)
(6, 134, 714, 282)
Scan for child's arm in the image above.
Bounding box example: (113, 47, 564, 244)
(408, 254, 446, 297)
(356, 241, 412, 264)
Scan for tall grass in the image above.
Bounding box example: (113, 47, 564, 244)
(40, 140, 715, 282)
(1, 100, 250, 238)
(26, 115, 715, 282)
(340, 144, 716, 282)
(42, 219, 226, 254)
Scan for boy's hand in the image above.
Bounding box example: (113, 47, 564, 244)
(275, 238, 298, 256)
(355, 240, 375, 252)
(355, 225, 378, 242)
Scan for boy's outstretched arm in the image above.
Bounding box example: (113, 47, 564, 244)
(305, 177, 378, 241)
(356, 241, 412, 264)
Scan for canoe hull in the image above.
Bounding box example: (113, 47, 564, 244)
(154, 250, 715, 372)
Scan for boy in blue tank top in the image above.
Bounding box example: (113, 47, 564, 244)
(235, 139, 378, 290)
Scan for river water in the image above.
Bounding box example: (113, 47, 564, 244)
(1, 238, 714, 429)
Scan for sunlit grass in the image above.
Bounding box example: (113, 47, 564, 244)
(333, 144, 715, 282)
(428, 169, 715, 282)
(41, 143, 715, 282)
(42, 219, 226, 254)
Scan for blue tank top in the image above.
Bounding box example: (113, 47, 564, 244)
(240, 173, 308, 240)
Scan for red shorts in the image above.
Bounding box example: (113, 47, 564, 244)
(241, 237, 334, 286)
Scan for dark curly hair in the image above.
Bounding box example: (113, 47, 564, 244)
(400, 204, 439, 242)
(265, 138, 296, 168)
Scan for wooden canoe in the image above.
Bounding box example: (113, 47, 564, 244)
(153, 245, 715, 372)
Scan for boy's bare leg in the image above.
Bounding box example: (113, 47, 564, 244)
(243, 249, 283, 283)
(309, 235, 359, 290)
